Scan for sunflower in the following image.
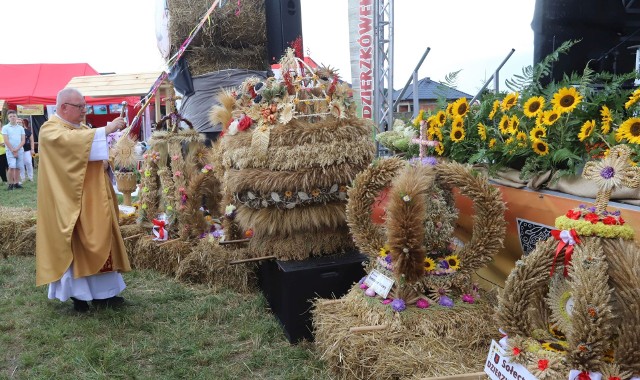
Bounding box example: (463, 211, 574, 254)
(523, 96, 545, 118)
(429, 127, 444, 143)
(509, 115, 520, 135)
(488, 100, 500, 120)
(434, 143, 444, 155)
(489, 138, 497, 149)
(446, 102, 454, 116)
(425, 116, 437, 130)
(541, 341, 568, 353)
(379, 245, 390, 257)
(543, 109, 560, 126)
(536, 112, 545, 127)
(477, 123, 487, 141)
(577, 120, 595, 141)
(600, 105, 612, 123)
(618, 117, 640, 144)
(530, 125, 547, 140)
(532, 139, 550, 156)
(548, 324, 566, 340)
(601, 120, 612, 135)
(501, 92, 519, 111)
(615, 126, 625, 143)
(499, 115, 510, 135)
(624, 90, 640, 109)
(412, 109, 426, 126)
(450, 126, 465, 142)
(516, 131, 528, 147)
(435, 110, 447, 127)
(444, 254, 461, 270)
(452, 116, 464, 129)
(424, 257, 437, 272)
(551, 87, 583, 113)
(451, 98, 469, 117)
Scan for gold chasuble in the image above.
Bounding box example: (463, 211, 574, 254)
(36, 116, 130, 286)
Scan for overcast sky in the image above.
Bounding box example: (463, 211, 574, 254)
(1, 0, 535, 96)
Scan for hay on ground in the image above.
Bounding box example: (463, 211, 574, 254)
(0, 207, 37, 258)
(13, 225, 37, 256)
(132, 237, 193, 276)
(175, 239, 256, 293)
(313, 287, 499, 379)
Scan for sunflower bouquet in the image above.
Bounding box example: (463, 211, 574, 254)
(403, 40, 640, 183)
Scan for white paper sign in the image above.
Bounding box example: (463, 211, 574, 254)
(364, 269, 394, 298)
(484, 340, 537, 380)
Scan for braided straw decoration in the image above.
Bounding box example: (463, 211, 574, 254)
(345, 157, 406, 257)
(594, 188, 612, 215)
(385, 165, 435, 282)
(433, 161, 507, 276)
(496, 238, 558, 337)
(168, 139, 190, 238)
(603, 238, 640, 375)
(157, 168, 177, 228)
(137, 153, 160, 225)
(566, 237, 614, 371)
(582, 144, 640, 215)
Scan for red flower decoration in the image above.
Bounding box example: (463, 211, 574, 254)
(537, 359, 549, 371)
(512, 347, 521, 356)
(577, 372, 591, 380)
(566, 210, 581, 220)
(237, 115, 253, 131)
(602, 216, 617, 225)
(619, 217, 625, 225)
(584, 213, 599, 224)
(609, 377, 621, 380)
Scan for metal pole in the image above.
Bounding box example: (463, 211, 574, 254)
(392, 47, 431, 111)
(470, 48, 515, 104)
(412, 71, 419, 118)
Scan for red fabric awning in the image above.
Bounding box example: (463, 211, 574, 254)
(0, 63, 138, 106)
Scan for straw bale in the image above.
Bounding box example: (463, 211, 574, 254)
(131, 236, 193, 276)
(120, 224, 145, 259)
(168, 0, 267, 75)
(175, 239, 256, 293)
(13, 225, 37, 257)
(187, 45, 267, 76)
(246, 228, 356, 260)
(313, 287, 499, 379)
(0, 207, 37, 258)
(235, 202, 348, 239)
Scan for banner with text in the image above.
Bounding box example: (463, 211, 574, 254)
(484, 340, 537, 380)
(348, 0, 373, 119)
(17, 104, 44, 116)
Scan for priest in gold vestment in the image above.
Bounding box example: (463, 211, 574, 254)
(36, 88, 131, 312)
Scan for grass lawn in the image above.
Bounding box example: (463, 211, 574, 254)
(0, 172, 38, 208)
(0, 170, 331, 379)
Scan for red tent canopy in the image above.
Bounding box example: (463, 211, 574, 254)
(0, 63, 137, 105)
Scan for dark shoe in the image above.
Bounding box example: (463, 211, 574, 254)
(14, 184, 23, 189)
(93, 296, 125, 308)
(71, 297, 90, 313)
(7, 184, 13, 190)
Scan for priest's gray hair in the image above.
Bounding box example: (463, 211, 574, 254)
(56, 88, 83, 106)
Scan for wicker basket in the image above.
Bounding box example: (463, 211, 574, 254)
(115, 171, 137, 193)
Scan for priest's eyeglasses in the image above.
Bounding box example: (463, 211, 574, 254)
(65, 103, 88, 111)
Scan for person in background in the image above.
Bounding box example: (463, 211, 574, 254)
(0, 133, 8, 183)
(36, 88, 131, 313)
(19, 118, 34, 182)
(1, 110, 25, 190)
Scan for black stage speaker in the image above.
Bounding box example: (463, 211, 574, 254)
(265, 0, 303, 64)
(257, 251, 368, 343)
(532, 0, 629, 84)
